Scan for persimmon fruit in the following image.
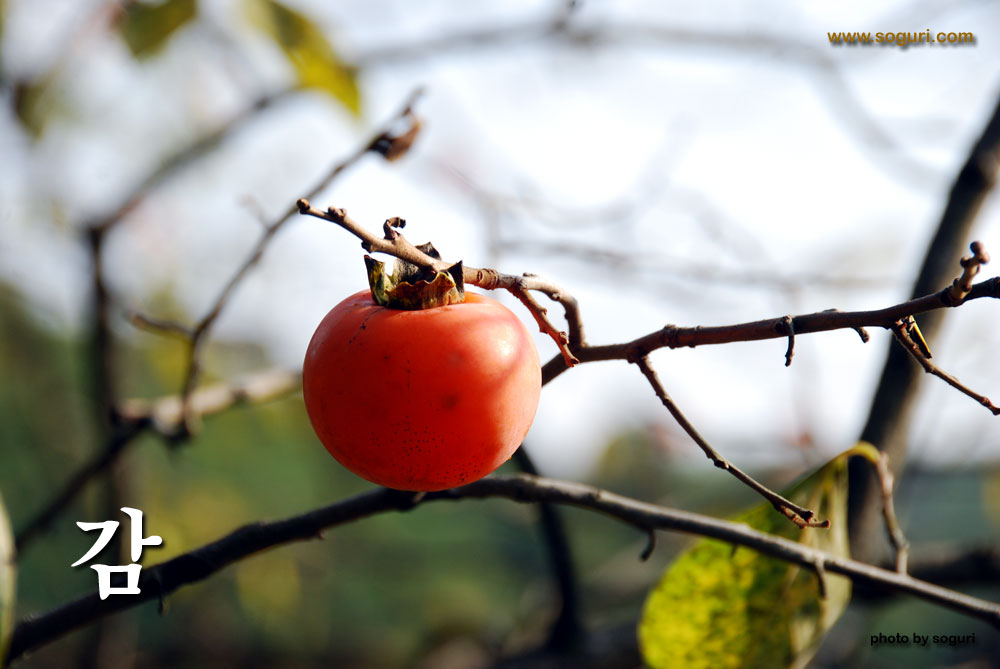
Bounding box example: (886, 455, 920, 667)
(303, 289, 541, 491)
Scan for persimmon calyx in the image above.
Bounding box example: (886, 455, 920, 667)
(365, 244, 465, 310)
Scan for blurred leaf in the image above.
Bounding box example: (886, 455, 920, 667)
(0, 490, 16, 667)
(638, 445, 872, 669)
(117, 0, 198, 59)
(12, 74, 60, 138)
(249, 0, 360, 115)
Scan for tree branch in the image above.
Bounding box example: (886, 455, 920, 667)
(511, 447, 582, 651)
(295, 202, 584, 364)
(8, 475, 1000, 663)
(539, 275, 1000, 385)
(857, 544, 1000, 601)
(849, 89, 1000, 561)
(632, 355, 826, 527)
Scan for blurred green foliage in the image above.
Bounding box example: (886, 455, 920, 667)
(117, 0, 198, 60)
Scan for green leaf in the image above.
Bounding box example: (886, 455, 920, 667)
(638, 444, 873, 669)
(117, 0, 198, 59)
(249, 0, 360, 116)
(13, 76, 55, 138)
(0, 490, 16, 666)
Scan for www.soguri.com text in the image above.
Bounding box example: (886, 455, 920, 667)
(828, 30, 975, 47)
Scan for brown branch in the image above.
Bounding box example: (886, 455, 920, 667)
(9, 475, 1000, 662)
(874, 454, 909, 574)
(126, 312, 193, 340)
(632, 355, 826, 528)
(14, 418, 148, 551)
(947, 240, 991, 304)
(117, 368, 301, 434)
(849, 89, 1000, 561)
(539, 275, 1000, 385)
(856, 544, 1000, 602)
(295, 202, 583, 364)
(891, 319, 1000, 415)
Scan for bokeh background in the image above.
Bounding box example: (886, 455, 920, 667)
(2, 0, 999, 667)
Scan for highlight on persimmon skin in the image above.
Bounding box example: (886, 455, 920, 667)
(303, 290, 542, 491)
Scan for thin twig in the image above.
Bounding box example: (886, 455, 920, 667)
(782, 315, 795, 367)
(875, 454, 910, 573)
(632, 355, 827, 528)
(117, 369, 301, 435)
(88, 89, 298, 234)
(891, 320, 1000, 415)
(295, 202, 583, 365)
(126, 311, 193, 340)
(540, 275, 1000, 386)
(9, 474, 1000, 661)
(14, 418, 149, 551)
(947, 240, 991, 304)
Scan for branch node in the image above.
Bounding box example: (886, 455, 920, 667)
(640, 529, 657, 561)
(947, 240, 991, 304)
(780, 315, 795, 367)
(812, 557, 829, 599)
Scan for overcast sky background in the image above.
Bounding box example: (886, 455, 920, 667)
(2, 0, 999, 478)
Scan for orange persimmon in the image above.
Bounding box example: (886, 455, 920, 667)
(303, 289, 541, 491)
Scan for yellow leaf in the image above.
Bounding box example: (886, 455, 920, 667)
(637, 445, 874, 669)
(249, 0, 361, 116)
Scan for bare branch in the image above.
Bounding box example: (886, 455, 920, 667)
(947, 240, 991, 304)
(874, 454, 909, 574)
(88, 89, 298, 234)
(891, 319, 1000, 415)
(118, 368, 301, 435)
(540, 275, 1000, 386)
(126, 311, 192, 340)
(850, 90, 1000, 561)
(296, 202, 583, 365)
(9, 475, 1000, 662)
(632, 355, 826, 528)
(14, 418, 148, 552)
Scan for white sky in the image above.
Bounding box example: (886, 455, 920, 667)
(2, 0, 999, 478)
